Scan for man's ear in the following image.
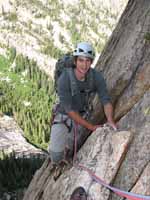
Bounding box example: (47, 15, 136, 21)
(73, 57, 77, 66)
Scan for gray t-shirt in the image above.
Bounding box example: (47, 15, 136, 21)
(57, 68, 111, 114)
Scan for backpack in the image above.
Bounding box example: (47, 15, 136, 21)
(54, 54, 75, 91)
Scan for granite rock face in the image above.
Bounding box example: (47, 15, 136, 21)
(0, 115, 46, 158)
(92, 0, 150, 123)
(23, 129, 133, 200)
(110, 91, 150, 200)
(131, 162, 150, 196)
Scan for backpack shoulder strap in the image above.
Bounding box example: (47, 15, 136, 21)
(66, 67, 95, 96)
(66, 68, 79, 96)
(86, 68, 95, 92)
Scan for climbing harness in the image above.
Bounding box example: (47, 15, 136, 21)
(73, 123, 150, 200)
(50, 103, 73, 132)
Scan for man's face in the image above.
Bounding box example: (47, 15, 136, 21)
(76, 56, 92, 76)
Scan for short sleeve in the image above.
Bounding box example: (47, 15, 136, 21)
(94, 70, 111, 105)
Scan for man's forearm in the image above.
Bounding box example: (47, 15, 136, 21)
(67, 111, 94, 130)
(104, 103, 115, 123)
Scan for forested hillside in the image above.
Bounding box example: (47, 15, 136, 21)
(0, 0, 127, 76)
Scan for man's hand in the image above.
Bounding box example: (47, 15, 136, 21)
(68, 111, 103, 132)
(106, 121, 118, 131)
(90, 124, 102, 132)
(104, 103, 118, 130)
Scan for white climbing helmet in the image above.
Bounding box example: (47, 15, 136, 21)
(73, 42, 95, 59)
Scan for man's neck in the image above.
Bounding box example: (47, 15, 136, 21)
(74, 69, 86, 81)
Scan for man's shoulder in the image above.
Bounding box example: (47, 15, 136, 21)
(59, 68, 70, 79)
(90, 68, 104, 79)
(90, 67, 102, 73)
(58, 68, 70, 86)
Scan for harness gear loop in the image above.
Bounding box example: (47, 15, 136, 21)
(50, 100, 73, 132)
(53, 117, 73, 133)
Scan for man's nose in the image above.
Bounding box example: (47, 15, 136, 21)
(82, 61, 88, 67)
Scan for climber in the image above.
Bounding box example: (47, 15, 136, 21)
(48, 41, 117, 165)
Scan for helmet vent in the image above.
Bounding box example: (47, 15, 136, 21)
(79, 48, 84, 52)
